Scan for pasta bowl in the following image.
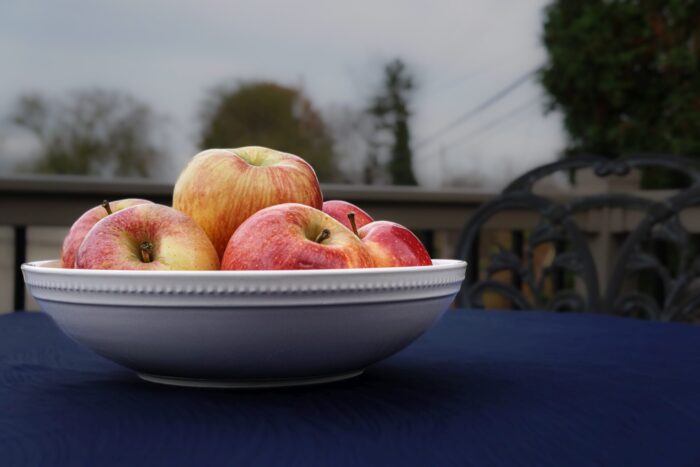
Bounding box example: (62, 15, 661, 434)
(22, 259, 466, 388)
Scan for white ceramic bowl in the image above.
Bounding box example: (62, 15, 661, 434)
(22, 259, 466, 388)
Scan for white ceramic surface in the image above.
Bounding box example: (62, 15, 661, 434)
(22, 259, 466, 387)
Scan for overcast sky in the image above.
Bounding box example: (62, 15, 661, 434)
(0, 0, 565, 187)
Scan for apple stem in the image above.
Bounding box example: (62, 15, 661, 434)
(347, 212, 359, 237)
(315, 229, 331, 244)
(139, 241, 155, 263)
(101, 200, 113, 215)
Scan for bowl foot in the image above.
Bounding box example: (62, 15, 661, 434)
(138, 369, 364, 389)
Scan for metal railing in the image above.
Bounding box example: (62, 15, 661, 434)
(454, 155, 700, 321)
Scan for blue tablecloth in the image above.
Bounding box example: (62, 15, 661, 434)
(1, 309, 699, 467)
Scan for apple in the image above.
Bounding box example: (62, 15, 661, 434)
(173, 146, 323, 258)
(75, 204, 220, 271)
(61, 199, 153, 268)
(221, 203, 375, 270)
(322, 200, 373, 231)
(357, 221, 432, 268)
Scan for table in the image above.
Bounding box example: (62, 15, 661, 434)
(1, 310, 699, 467)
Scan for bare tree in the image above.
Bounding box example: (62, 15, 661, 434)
(10, 89, 167, 177)
(323, 104, 375, 184)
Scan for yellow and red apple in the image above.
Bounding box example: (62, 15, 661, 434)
(173, 146, 323, 258)
(221, 203, 374, 270)
(61, 198, 153, 268)
(75, 204, 220, 271)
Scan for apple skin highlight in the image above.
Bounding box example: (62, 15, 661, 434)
(173, 147, 323, 258)
(76, 204, 220, 271)
(358, 221, 432, 268)
(61, 198, 153, 268)
(221, 203, 375, 270)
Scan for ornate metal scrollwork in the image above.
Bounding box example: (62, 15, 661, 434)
(455, 154, 700, 321)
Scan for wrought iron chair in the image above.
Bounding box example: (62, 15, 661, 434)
(454, 155, 700, 322)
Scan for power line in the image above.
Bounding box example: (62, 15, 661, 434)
(415, 66, 540, 150)
(419, 70, 485, 98)
(446, 95, 541, 150)
(418, 44, 537, 100)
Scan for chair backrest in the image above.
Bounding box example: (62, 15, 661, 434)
(454, 154, 700, 321)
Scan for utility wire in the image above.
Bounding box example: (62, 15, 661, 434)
(419, 44, 536, 99)
(446, 95, 541, 150)
(415, 66, 540, 150)
(419, 69, 485, 98)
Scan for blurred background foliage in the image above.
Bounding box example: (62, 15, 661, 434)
(5, 58, 419, 185)
(366, 59, 417, 185)
(5, 0, 700, 187)
(540, 0, 700, 186)
(10, 89, 165, 177)
(198, 81, 337, 182)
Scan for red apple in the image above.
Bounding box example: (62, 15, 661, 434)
(173, 146, 323, 258)
(61, 199, 153, 268)
(221, 203, 375, 270)
(76, 204, 220, 271)
(322, 200, 373, 231)
(357, 221, 432, 268)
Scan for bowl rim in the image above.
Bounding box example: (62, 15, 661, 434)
(22, 258, 467, 277)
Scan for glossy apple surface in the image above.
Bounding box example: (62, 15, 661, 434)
(322, 200, 373, 231)
(222, 203, 374, 270)
(173, 146, 323, 258)
(76, 204, 220, 271)
(61, 198, 153, 268)
(358, 221, 432, 268)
